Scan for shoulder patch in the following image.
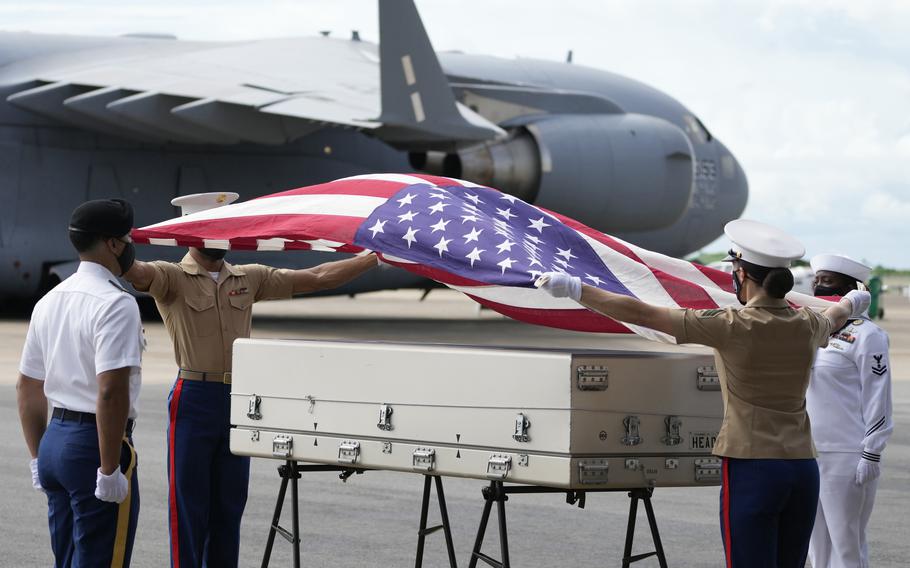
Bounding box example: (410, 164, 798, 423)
(696, 309, 725, 319)
(871, 353, 888, 376)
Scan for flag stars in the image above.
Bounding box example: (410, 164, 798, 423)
(430, 218, 451, 233)
(496, 239, 516, 254)
(428, 201, 450, 214)
(499, 193, 518, 204)
(397, 193, 416, 207)
(397, 210, 418, 223)
(497, 257, 516, 274)
(463, 227, 483, 243)
(556, 247, 577, 262)
(585, 274, 604, 286)
(465, 247, 485, 267)
(554, 258, 573, 270)
(402, 227, 419, 248)
(528, 216, 551, 233)
(462, 214, 480, 224)
(429, 191, 451, 200)
(528, 257, 544, 268)
(496, 207, 516, 221)
(464, 193, 483, 205)
(368, 219, 387, 238)
(525, 235, 542, 245)
(433, 236, 453, 257)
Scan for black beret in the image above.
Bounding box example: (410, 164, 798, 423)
(69, 199, 134, 237)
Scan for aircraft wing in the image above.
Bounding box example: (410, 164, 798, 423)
(4, 1, 504, 148)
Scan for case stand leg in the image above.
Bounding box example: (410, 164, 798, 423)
(468, 481, 510, 568)
(261, 460, 302, 568)
(468, 484, 667, 568)
(621, 488, 668, 568)
(415, 475, 458, 568)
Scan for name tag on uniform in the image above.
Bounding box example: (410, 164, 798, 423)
(228, 287, 249, 296)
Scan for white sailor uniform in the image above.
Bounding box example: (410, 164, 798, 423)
(807, 315, 892, 568)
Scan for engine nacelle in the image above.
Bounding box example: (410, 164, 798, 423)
(410, 113, 695, 232)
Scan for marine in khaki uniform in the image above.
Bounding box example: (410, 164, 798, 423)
(536, 219, 871, 568)
(123, 193, 377, 568)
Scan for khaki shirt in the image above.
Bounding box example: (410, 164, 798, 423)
(147, 254, 294, 373)
(669, 296, 833, 459)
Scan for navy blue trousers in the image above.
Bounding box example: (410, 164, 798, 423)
(720, 457, 819, 568)
(167, 378, 250, 568)
(37, 416, 140, 568)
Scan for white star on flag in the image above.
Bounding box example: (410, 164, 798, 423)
(428, 201, 450, 214)
(497, 257, 515, 274)
(528, 257, 544, 268)
(462, 214, 479, 223)
(525, 235, 542, 244)
(401, 226, 419, 248)
(430, 218, 451, 233)
(585, 274, 604, 285)
(496, 207, 516, 221)
(465, 247, 485, 267)
(433, 236, 452, 257)
(463, 227, 483, 243)
(496, 239, 516, 254)
(429, 191, 451, 200)
(554, 258, 573, 270)
(397, 210, 418, 223)
(556, 247, 578, 261)
(368, 219, 386, 237)
(464, 193, 483, 205)
(528, 216, 551, 233)
(397, 193, 416, 207)
(499, 193, 518, 204)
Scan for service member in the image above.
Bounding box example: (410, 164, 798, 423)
(123, 192, 378, 568)
(536, 220, 870, 568)
(18, 199, 143, 567)
(807, 254, 893, 568)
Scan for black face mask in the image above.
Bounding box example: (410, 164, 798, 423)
(116, 241, 136, 276)
(814, 285, 844, 297)
(199, 248, 227, 261)
(732, 270, 746, 305)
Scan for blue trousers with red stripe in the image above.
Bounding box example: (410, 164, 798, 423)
(167, 378, 250, 568)
(720, 457, 819, 568)
(37, 417, 140, 568)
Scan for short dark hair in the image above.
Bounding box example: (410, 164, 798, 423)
(69, 229, 105, 253)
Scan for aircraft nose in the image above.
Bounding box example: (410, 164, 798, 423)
(715, 142, 749, 222)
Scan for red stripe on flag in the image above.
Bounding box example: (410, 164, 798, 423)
(254, 178, 413, 199)
(168, 378, 185, 568)
(696, 263, 735, 292)
(466, 294, 631, 333)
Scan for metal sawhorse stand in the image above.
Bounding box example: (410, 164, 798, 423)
(260, 460, 457, 568)
(468, 482, 668, 568)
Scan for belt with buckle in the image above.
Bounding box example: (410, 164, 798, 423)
(178, 369, 232, 384)
(52, 407, 135, 435)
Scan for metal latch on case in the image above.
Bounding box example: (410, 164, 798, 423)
(377, 403, 393, 431)
(412, 447, 436, 472)
(621, 415, 642, 446)
(247, 395, 262, 420)
(697, 366, 720, 391)
(578, 458, 609, 484)
(695, 457, 722, 482)
(272, 435, 293, 458)
(512, 413, 531, 442)
(576, 365, 609, 391)
(338, 440, 361, 464)
(486, 454, 512, 479)
(663, 415, 682, 446)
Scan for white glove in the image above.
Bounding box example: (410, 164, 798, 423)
(29, 458, 43, 492)
(855, 457, 881, 486)
(844, 290, 871, 318)
(95, 467, 129, 503)
(535, 272, 582, 301)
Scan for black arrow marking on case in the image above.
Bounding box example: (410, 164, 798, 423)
(456, 450, 461, 458)
(313, 438, 318, 446)
(314, 422, 318, 430)
(456, 434, 461, 442)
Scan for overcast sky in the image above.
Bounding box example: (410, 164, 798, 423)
(2, 0, 908, 267)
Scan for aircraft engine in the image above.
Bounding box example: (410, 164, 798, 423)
(410, 113, 695, 232)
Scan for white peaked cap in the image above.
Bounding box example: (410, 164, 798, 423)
(171, 192, 240, 216)
(723, 219, 805, 268)
(810, 254, 871, 283)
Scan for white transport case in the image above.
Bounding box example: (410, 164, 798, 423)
(230, 339, 724, 489)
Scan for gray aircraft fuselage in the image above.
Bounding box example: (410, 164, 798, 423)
(0, 31, 747, 302)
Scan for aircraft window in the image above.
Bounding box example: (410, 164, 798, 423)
(684, 115, 712, 143)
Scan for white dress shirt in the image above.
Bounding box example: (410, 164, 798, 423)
(19, 261, 143, 418)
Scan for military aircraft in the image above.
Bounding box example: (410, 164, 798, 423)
(0, 0, 747, 302)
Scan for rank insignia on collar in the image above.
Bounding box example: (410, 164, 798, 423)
(228, 287, 249, 296)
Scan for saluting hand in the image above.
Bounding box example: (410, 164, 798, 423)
(535, 272, 582, 301)
(95, 467, 129, 503)
(844, 290, 871, 318)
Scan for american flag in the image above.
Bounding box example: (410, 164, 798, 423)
(132, 173, 829, 338)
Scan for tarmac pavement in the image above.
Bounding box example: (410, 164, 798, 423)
(1, 290, 907, 567)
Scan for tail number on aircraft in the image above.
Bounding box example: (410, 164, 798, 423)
(690, 432, 717, 450)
